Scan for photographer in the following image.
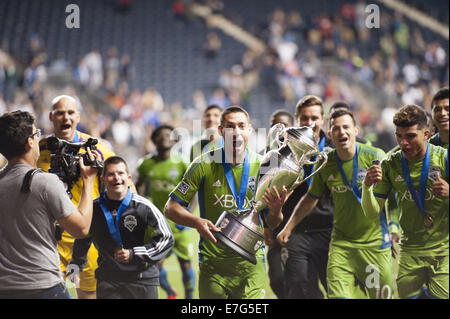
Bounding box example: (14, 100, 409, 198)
(37, 95, 115, 299)
(0, 110, 99, 299)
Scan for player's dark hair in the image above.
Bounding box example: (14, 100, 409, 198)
(393, 104, 428, 129)
(431, 87, 449, 109)
(270, 109, 294, 127)
(220, 105, 250, 126)
(151, 125, 175, 143)
(204, 104, 223, 114)
(329, 101, 351, 115)
(296, 95, 324, 116)
(0, 110, 35, 159)
(103, 156, 129, 175)
(329, 108, 356, 126)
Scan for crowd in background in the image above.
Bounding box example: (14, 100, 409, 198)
(0, 0, 448, 166)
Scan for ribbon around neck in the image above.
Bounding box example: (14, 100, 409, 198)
(401, 143, 430, 219)
(99, 187, 133, 247)
(222, 149, 250, 210)
(336, 144, 361, 204)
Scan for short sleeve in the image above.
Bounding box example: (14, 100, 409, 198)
(42, 174, 78, 221)
(170, 160, 204, 207)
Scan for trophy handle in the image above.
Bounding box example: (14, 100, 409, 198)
(272, 123, 286, 148)
(292, 152, 328, 188)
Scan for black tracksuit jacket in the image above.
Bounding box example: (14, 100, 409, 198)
(71, 193, 174, 284)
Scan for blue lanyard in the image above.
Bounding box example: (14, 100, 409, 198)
(401, 143, 430, 218)
(305, 136, 325, 187)
(99, 187, 133, 247)
(336, 144, 361, 204)
(222, 149, 250, 210)
(72, 131, 81, 143)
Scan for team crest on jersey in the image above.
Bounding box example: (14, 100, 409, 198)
(428, 166, 441, 182)
(124, 215, 138, 232)
(177, 181, 190, 194)
(248, 176, 256, 192)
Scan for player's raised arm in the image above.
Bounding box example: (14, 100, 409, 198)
(361, 161, 387, 219)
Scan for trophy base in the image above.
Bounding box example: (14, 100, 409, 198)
(212, 231, 257, 265)
(212, 210, 264, 265)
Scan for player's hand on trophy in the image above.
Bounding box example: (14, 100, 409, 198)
(262, 185, 291, 215)
(364, 161, 383, 187)
(195, 218, 221, 244)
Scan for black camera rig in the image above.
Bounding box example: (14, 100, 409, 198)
(47, 136, 104, 197)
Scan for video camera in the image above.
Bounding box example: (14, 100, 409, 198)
(47, 136, 104, 197)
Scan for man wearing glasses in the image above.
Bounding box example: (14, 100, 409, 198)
(0, 110, 99, 299)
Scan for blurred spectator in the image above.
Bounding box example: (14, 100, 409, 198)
(83, 50, 103, 89)
(203, 32, 222, 59)
(119, 54, 135, 82)
(208, 88, 229, 108)
(104, 46, 120, 91)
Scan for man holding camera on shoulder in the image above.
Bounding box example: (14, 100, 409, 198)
(37, 95, 115, 299)
(0, 110, 99, 299)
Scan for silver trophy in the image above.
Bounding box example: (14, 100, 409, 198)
(213, 123, 328, 264)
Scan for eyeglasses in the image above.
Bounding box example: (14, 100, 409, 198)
(29, 129, 42, 139)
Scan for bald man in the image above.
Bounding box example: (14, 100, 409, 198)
(37, 95, 116, 299)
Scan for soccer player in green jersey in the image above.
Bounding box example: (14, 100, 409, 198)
(429, 88, 449, 181)
(190, 105, 223, 162)
(430, 87, 449, 150)
(278, 109, 394, 299)
(136, 125, 195, 299)
(362, 104, 449, 299)
(165, 106, 288, 299)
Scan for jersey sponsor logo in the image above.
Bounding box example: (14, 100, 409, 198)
(331, 184, 352, 194)
(212, 180, 222, 187)
(397, 188, 435, 202)
(124, 215, 138, 232)
(213, 194, 251, 209)
(177, 181, 190, 194)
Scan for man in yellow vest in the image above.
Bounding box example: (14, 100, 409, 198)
(37, 95, 115, 299)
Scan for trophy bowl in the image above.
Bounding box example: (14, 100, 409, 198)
(213, 124, 328, 264)
(212, 209, 264, 265)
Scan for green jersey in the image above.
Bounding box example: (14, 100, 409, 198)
(429, 133, 449, 149)
(374, 143, 449, 256)
(309, 143, 391, 249)
(137, 153, 188, 233)
(170, 148, 262, 261)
